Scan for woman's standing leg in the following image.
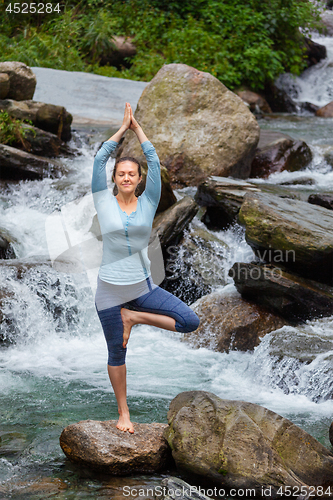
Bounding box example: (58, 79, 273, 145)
(95, 303, 134, 433)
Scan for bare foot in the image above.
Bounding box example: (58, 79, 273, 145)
(116, 413, 134, 433)
(121, 308, 135, 348)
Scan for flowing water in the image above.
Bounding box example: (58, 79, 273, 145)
(1, 45, 333, 498)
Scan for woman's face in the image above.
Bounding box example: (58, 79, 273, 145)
(114, 161, 142, 195)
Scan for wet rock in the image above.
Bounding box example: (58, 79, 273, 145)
(0, 143, 66, 181)
(0, 231, 16, 259)
(119, 63, 259, 187)
(316, 101, 333, 118)
(152, 196, 199, 250)
(250, 130, 312, 179)
(195, 176, 261, 229)
(186, 287, 288, 352)
(279, 176, 316, 186)
(160, 224, 228, 304)
(100, 36, 137, 68)
(8, 123, 78, 158)
(236, 90, 272, 114)
(0, 73, 10, 99)
(160, 477, 211, 500)
(263, 82, 298, 113)
(0, 62, 36, 101)
(229, 263, 333, 322)
(238, 191, 333, 284)
(0, 99, 72, 142)
(304, 37, 327, 68)
(60, 420, 171, 474)
(308, 193, 333, 210)
(164, 391, 333, 496)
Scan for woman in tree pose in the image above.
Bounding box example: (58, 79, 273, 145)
(91, 103, 200, 433)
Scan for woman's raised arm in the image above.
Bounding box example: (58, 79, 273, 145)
(91, 103, 132, 194)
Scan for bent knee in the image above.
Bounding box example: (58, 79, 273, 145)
(176, 311, 200, 333)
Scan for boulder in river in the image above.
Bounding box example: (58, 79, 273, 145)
(250, 130, 312, 179)
(236, 90, 272, 114)
(60, 420, 171, 474)
(164, 391, 333, 496)
(194, 176, 261, 229)
(238, 191, 333, 284)
(303, 37, 327, 68)
(119, 63, 260, 187)
(0, 144, 66, 181)
(263, 82, 298, 113)
(187, 287, 288, 352)
(0, 99, 72, 142)
(229, 262, 333, 323)
(152, 196, 199, 250)
(316, 101, 333, 118)
(0, 62, 36, 101)
(308, 193, 333, 210)
(9, 123, 78, 158)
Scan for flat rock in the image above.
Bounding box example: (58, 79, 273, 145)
(0, 99, 72, 142)
(229, 262, 333, 322)
(238, 191, 333, 284)
(0, 143, 66, 181)
(195, 176, 260, 229)
(119, 63, 260, 187)
(164, 391, 333, 495)
(60, 420, 171, 474)
(187, 288, 288, 352)
(250, 130, 312, 178)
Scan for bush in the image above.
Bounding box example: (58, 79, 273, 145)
(0, 0, 323, 89)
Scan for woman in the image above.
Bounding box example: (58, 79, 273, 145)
(91, 103, 200, 434)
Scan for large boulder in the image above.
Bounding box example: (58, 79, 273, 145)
(186, 287, 288, 352)
(229, 262, 333, 323)
(164, 391, 333, 496)
(0, 62, 36, 101)
(60, 420, 171, 474)
(119, 64, 260, 187)
(263, 82, 298, 113)
(0, 144, 66, 180)
(250, 130, 312, 178)
(238, 191, 333, 284)
(0, 99, 72, 142)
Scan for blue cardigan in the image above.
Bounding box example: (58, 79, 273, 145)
(91, 139, 161, 285)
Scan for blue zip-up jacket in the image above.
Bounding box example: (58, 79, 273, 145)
(91, 139, 161, 284)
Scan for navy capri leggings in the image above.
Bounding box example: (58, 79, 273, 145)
(95, 275, 200, 366)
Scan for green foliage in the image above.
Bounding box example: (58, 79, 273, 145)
(0, 112, 33, 149)
(0, 0, 324, 89)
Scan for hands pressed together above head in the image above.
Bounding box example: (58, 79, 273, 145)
(108, 102, 148, 145)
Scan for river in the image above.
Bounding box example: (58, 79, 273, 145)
(1, 38, 333, 500)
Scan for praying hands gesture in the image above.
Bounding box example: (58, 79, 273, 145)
(109, 103, 148, 144)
